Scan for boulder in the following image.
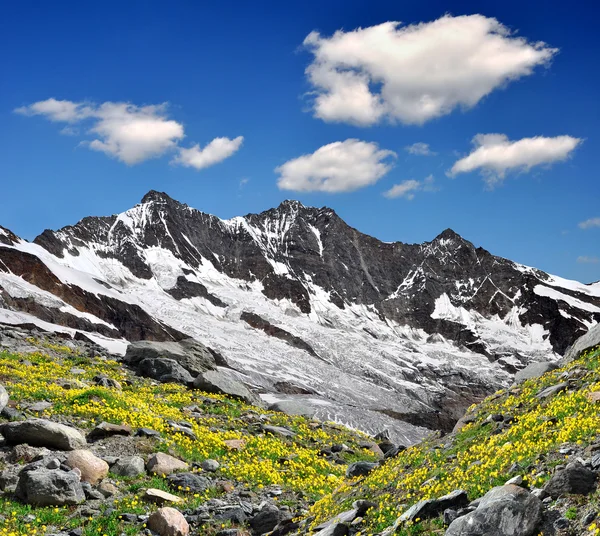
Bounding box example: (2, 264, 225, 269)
(250, 505, 288, 535)
(544, 462, 596, 498)
(564, 323, 600, 362)
(147, 452, 189, 475)
(193, 369, 261, 405)
(0, 384, 9, 413)
(167, 472, 211, 493)
(125, 339, 217, 375)
(267, 399, 316, 418)
(514, 362, 559, 384)
(147, 506, 190, 536)
(346, 461, 378, 478)
(137, 358, 195, 384)
(15, 468, 85, 506)
(262, 425, 296, 438)
(400, 490, 469, 522)
(201, 459, 220, 472)
(66, 450, 109, 484)
(445, 484, 542, 536)
(0, 419, 86, 450)
(111, 455, 146, 477)
(87, 421, 132, 441)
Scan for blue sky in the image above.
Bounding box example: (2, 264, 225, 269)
(1, 0, 598, 282)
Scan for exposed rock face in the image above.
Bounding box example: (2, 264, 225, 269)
(564, 322, 600, 362)
(0, 419, 87, 450)
(2, 191, 600, 442)
(514, 362, 559, 383)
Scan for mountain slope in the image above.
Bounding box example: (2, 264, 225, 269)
(1, 191, 599, 443)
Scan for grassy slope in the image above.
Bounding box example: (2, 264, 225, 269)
(309, 345, 600, 535)
(0, 339, 377, 536)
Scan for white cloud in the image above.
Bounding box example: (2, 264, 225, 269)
(15, 98, 242, 168)
(15, 98, 93, 123)
(303, 15, 557, 126)
(172, 136, 244, 170)
(384, 175, 437, 200)
(405, 142, 435, 156)
(579, 218, 600, 230)
(276, 139, 396, 193)
(577, 256, 599, 264)
(448, 134, 582, 186)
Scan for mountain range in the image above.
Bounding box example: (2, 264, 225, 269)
(1, 190, 599, 443)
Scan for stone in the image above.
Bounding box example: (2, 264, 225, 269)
(514, 362, 559, 383)
(250, 505, 284, 535)
(66, 450, 109, 484)
(587, 392, 600, 404)
(167, 472, 211, 493)
(267, 400, 316, 418)
(146, 453, 189, 475)
(111, 456, 146, 477)
(400, 490, 469, 522)
(218, 480, 235, 493)
(346, 461, 378, 478)
(315, 523, 349, 536)
(0, 419, 86, 450)
(147, 506, 190, 536)
(201, 459, 220, 472)
(136, 427, 162, 438)
(7, 444, 52, 463)
(125, 339, 217, 376)
(358, 442, 384, 458)
(0, 384, 8, 413)
(15, 468, 86, 506)
(92, 375, 122, 390)
(543, 462, 596, 498)
(87, 422, 132, 441)
(0, 465, 21, 493)
(26, 401, 53, 412)
(193, 369, 261, 405)
(505, 475, 523, 486)
(144, 488, 183, 504)
(137, 358, 195, 385)
(98, 481, 118, 497)
(224, 439, 246, 451)
(537, 383, 568, 399)
(262, 425, 296, 438)
(445, 484, 542, 536)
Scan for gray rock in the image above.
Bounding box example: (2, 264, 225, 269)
(137, 358, 195, 384)
(201, 459, 220, 472)
(15, 468, 86, 506)
(445, 484, 542, 536)
(111, 456, 146, 477)
(544, 462, 596, 498)
(0, 384, 9, 413)
(262, 425, 296, 438)
(125, 339, 217, 376)
(514, 362, 559, 384)
(250, 505, 284, 534)
(0, 419, 86, 450)
(315, 523, 349, 536)
(346, 462, 378, 478)
(0, 465, 22, 493)
(536, 383, 568, 399)
(193, 369, 261, 405)
(400, 490, 469, 522)
(87, 422, 132, 441)
(26, 401, 53, 412)
(136, 427, 162, 438)
(564, 323, 600, 362)
(167, 472, 211, 493)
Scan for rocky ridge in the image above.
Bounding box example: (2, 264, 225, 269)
(1, 192, 600, 443)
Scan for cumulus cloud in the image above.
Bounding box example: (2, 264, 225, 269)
(303, 15, 557, 126)
(173, 136, 244, 170)
(448, 134, 582, 186)
(577, 256, 600, 264)
(383, 175, 437, 200)
(579, 218, 600, 230)
(405, 142, 435, 156)
(15, 98, 242, 168)
(276, 139, 396, 193)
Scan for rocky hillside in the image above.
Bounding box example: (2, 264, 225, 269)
(1, 191, 600, 442)
(2, 322, 600, 536)
(0, 326, 381, 536)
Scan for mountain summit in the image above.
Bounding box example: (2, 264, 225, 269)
(1, 191, 599, 442)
